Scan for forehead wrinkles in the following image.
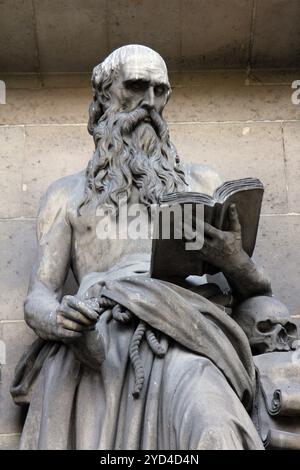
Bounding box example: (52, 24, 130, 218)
(119, 50, 169, 84)
(121, 62, 169, 85)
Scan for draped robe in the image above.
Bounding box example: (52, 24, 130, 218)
(11, 254, 263, 450)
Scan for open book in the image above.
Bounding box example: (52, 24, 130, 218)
(150, 177, 264, 280)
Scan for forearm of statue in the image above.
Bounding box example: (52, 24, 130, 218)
(24, 181, 74, 341)
(24, 280, 61, 341)
(223, 252, 272, 300)
(25, 153, 103, 344)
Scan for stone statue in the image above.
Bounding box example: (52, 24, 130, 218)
(10, 45, 297, 450)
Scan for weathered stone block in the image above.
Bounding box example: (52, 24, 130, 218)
(165, 81, 299, 123)
(170, 122, 287, 214)
(0, 220, 36, 321)
(0, 126, 25, 218)
(283, 122, 300, 213)
(255, 215, 300, 316)
(182, 0, 252, 68)
(35, 0, 108, 73)
(0, 0, 38, 73)
(22, 124, 94, 217)
(252, 0, 300, 68)
(248, 69, 300, 85)
(0, 88, 90, 126)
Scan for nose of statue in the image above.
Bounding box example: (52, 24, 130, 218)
(141, 87, 155, 111)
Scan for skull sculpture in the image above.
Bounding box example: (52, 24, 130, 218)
(233, 296, 298, 355)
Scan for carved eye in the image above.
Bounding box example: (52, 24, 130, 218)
(125, 79, 148, 93)
(257, 320, 274, 333)
(154, 84, 167, 97)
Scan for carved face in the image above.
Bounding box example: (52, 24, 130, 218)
(234, 296, 298, 355)
(82, 46, 186, 211)
(106, 51, 171, 114)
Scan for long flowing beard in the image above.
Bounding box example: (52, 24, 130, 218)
(80, 106, 186, 213)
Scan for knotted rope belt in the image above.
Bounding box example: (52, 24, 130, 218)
(98, 296, 167, 398)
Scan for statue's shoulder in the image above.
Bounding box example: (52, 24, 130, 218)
(39, 171, 86, 214)
(183, 162, 223, 196)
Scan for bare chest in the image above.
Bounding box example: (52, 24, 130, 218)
(69, 202, 152, 282)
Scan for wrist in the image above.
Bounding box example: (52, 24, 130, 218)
(221, 250, 250, 276)
(27, 305, 60, 341)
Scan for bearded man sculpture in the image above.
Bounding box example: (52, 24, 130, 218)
(12, 45, 280, 450)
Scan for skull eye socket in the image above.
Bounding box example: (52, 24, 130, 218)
(257, 320, 274, 333)
(285, 321, 297, 336)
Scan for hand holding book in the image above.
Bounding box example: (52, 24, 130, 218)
(186, 203, 271, 298)
(189, 203, 245, 272)
(150, 177, 272, 298)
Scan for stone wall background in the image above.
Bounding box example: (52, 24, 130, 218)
(0, 70, 300, 448)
